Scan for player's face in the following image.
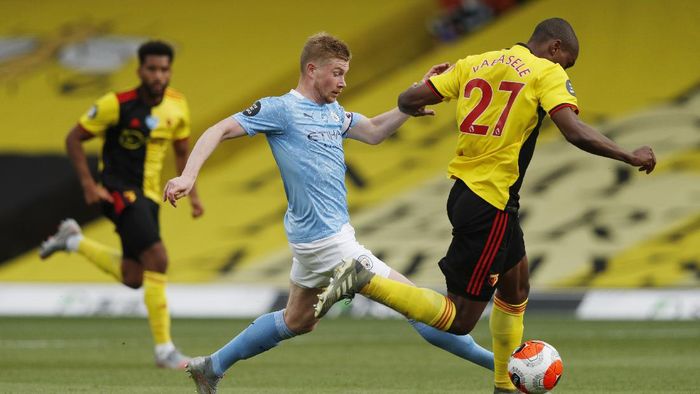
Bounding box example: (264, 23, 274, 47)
(138, 55, 171, 97)
(313, 58, 349, 103)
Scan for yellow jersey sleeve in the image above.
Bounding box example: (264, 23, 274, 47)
(537, 64, 579, 115)
(172, 96, 191, 140)
(78, 92, 119, 136)
(428, 58, 469, 100)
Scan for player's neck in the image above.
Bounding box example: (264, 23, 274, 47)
(137, 85, 164, 106)
(526, 41, 551, 61)
(295, 80, 324, 105)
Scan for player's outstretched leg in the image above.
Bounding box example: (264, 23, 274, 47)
(39, 218, 81, 259)
(186, 356, 221, 394)
(314, 258, 373, 318)
(316, 258, 457, 332)
(316, 259, 493, 369)
(40, 218, 123, 281)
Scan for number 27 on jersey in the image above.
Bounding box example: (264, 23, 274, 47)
(460, 78, 524, 137)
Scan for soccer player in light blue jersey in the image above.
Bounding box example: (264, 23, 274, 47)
(163, 32, 493, 393)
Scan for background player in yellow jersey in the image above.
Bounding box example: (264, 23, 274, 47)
(40, 41, 204, 370)
(316, 18, 656, 393)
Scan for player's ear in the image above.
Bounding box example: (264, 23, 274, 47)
(549, 39, 562, 56)
(305, 62, 316, 78)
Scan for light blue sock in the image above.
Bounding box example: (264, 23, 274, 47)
(409, 319, 494, 370)
(210, 310, 296, 376)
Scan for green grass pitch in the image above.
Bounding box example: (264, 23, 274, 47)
(0, 315, 697, 393)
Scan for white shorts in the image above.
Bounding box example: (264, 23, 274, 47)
(289, 223, 392, 288)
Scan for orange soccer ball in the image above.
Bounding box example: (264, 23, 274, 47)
(508, 340, 563, 393)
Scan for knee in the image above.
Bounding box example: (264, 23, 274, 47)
(123, 280, 142, 289)
(520, 281, 530, 300)
(447, 315, 477, 336)
(148, 260, 168, 274)
(140, 246, 168, 273)
(497, 279, 530, 305)
(511, 278, 530, 302)
(121, 267, 143, 289)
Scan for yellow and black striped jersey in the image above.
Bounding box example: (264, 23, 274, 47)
(428, 43, 578, 210)
(79, 87, 190, 203)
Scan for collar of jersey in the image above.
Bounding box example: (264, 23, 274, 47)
(289, 89, 329, 107)
(290, 89, 305, 99)
(513, 42, 534, 54)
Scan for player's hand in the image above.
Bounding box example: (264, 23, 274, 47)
(163, 175, 195, 207)
(190, 195, 204, 218)
(628, 146, 656, 174)
(83, 183, 113, 205)
(422, 62, 450, 81)
(411, 106, 436, 117)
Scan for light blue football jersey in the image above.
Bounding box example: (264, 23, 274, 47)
(233, 89, 363, 243)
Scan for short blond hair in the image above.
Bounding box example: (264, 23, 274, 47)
(299, 32, 351, 73)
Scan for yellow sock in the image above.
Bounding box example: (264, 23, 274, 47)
(77, 237, 122, 281)
(361, 275, 456, 330)
(490, 296, 527, 390)
(143, 271, 171, 345)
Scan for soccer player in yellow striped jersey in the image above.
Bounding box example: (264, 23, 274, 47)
(425, 37, 581, 211)
(39, 41, 204, 370)
(316, 18, 656, 393)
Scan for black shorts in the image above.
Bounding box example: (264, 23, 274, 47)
(101, 189, 161, 261)
(438, 179, 525, 302)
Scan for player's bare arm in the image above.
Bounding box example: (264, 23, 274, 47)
(173, 138, 205, 218)
(65, 125, 114, 204)
(163, 117, 246, 206)
(345, 108, 410, 145)
(551, 107, 656, 173)
(347, 63, 451, 144)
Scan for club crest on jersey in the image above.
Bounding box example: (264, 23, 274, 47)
(488, 273, 499, 287)
(243, 101, 261, 116)
(330, 111, 340, 123)
(123, 190, 137, 203)
(566, 80, 576, 96)
(145, 115, 159, 130)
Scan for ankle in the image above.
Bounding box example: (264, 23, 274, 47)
(66, 234, 83, 252)
(155, 341, 175, 357)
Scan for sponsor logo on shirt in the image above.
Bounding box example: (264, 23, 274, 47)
(306, 130, 343, 143)
(488, 273, 499, 287)
(307, 129, 342, 148)
(119, 129, 146, 150)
